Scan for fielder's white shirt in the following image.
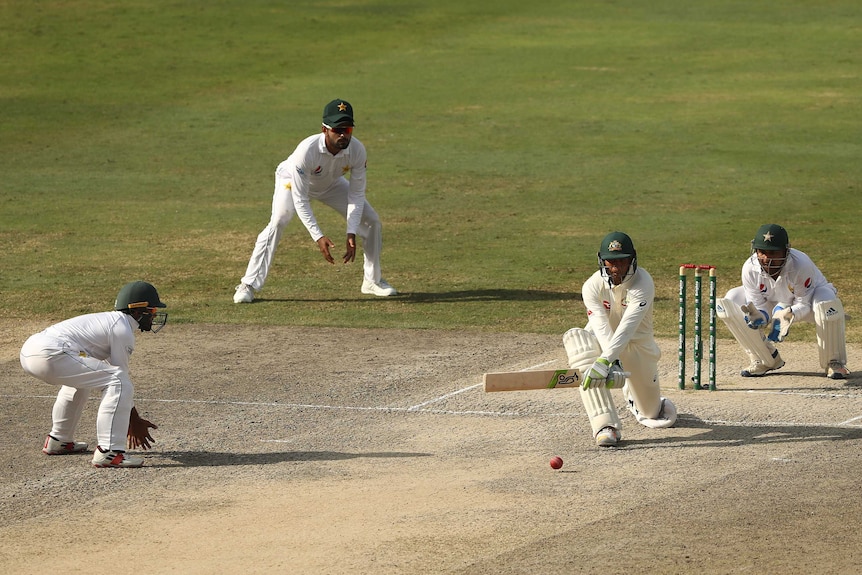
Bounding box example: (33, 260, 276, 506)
(39, 311, 137, 372)
(582, 267, 658, 364)
(276, 133, 367, 241)
(740, 248, 834, 319)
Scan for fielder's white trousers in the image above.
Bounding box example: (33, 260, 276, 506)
(240, 173, 384, 291)
(20, 335, 134, 452)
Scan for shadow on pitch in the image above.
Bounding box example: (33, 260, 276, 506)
(617, 416, 862, 450)
(150, 450, 433, 468)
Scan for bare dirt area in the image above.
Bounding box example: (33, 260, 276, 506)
(1, 320, 861, 574)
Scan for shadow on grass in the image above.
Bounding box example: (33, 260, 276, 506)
(150, 450, 432, 468)
(618, 416, 862, 449)
(258, 289, 582, 303)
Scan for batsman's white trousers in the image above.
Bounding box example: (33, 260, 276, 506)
(20, 335, 134, 452)
(240, 173, 384, 291)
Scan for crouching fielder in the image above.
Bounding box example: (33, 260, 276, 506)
(718, 223, 850, 380)
(563, 232, 677, 447)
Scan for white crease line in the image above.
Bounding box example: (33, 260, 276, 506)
(678, 415, 862, 428)
(145, 397, 519, 417)
(839, 415, 862, 426)
(406, 359, 560, 411)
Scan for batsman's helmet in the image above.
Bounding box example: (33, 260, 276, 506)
(752, 224, 790, 251)
(598, 231, 637, 261)
(115, 281, 166, 311)
(597, 231, 638, 284)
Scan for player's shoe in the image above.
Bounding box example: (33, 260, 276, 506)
(233, 283, 255, 304)
(92, 448, 144, 468)
(42, 435, 89, 455)
(595, 426, 620, 447)
(741, 350, 785, 377)
(827, 361, 850, 380)
(361, 279, 397, 297)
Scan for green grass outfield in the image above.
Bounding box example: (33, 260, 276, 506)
(1, 0, 860, 341)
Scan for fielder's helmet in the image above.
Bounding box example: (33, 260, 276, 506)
(752, 224, 790, 251)
(115, 281, 166, 311)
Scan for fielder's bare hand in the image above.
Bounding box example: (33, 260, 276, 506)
(127, 406, 158, 451)
(343, 234, 357, 264)
(317, 236, 336, 264)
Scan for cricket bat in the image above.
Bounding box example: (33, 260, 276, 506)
(483, 369, 582, 392)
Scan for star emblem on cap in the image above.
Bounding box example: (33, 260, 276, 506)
(763, 232, 774, 242)
(337, 102, 347, 112)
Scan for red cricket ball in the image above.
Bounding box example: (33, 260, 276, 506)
(549, 456, 563, 470)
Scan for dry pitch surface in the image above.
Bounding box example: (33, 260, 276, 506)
(1, 321, 861, 574)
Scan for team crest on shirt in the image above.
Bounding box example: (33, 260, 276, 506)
(804, 277, 812, 288)
(342, 166, 350, 175)
(313, 166, 322, 175)
(602, 300, 611, 310)
(296, 167, 304, 175)
(759, 283, 767, 294)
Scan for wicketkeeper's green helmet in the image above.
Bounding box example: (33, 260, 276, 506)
(752, 224, 790, 251)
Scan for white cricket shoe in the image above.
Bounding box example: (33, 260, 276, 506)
(741, 350, 785, 377)
(827, 361, 850, 380)
(595, 426, 620, 447)
(42, 435, 89, 455)
(92, 448, 144, 468)
(233, 283, 255, 303)
(361, 279, 397, 297)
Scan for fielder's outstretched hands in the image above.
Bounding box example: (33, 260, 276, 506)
(127, 406, 158, 451)
(317, 236, 336, 264)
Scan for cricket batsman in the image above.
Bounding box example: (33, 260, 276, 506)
(563, 232, 677, 447)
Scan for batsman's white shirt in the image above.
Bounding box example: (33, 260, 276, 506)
(581, 267, 660, 367)
(276, 133, 367, 242)
(739, 248, 836, 321)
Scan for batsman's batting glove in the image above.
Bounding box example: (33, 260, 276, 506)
(768, 305, 794, 342)
(742, 302, 768, 330)
(607, 360, 627, 388)
(582, 357, 611, 390)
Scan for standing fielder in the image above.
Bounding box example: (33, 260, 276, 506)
(233, 98, 397, 303)
(563, 232, 677, 447)
(20, 281, 165, 468)
(717, 223, 850, 379)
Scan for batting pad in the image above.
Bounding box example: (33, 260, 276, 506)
(815, 299, 847, 368)
(716, 298, 778, 366)
(563, 328, 602, 373)
(580, 385, 622, 436)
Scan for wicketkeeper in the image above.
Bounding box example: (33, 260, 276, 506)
(717, 223, 850, 379)
(563, 232, 677, 447)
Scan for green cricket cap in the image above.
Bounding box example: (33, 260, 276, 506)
(322, 99, 354, 127)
